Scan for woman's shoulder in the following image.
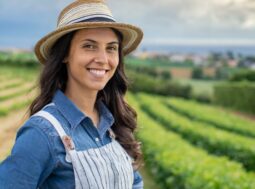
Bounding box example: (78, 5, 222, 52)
(19, 104, 62, 138)
(14, 105, 64, 161)
(23, 116, 55, 137)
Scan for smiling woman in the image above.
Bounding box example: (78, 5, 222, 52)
(0, 0, 144, 189)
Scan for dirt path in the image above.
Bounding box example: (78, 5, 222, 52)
(0, 108, 29, 160)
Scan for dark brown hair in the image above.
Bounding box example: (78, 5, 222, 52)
(30, 29, 142, 168)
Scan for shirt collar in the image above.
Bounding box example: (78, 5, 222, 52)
(97, 100, 115, 137)
(52, 90, 115, 131)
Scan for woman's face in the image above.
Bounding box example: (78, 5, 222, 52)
(64, 28, 120, 94)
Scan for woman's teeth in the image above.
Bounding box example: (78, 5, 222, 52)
(88, 69, 106, 76)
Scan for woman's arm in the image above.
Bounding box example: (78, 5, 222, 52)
(0, 124, 56, 189)
(132, 170, 144, 189)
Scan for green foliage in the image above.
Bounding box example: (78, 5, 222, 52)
(0, 51, 38, 67)
(160, 70, 171, 80)
(137, 93, 255, 171)
(192, 67, 203, 79)
(215, 67, 229, 80)
(0, 65, 39, 81)
(191, 93, 212, 103)
(214, 82, 255, 114)
(125, 63, 172, 80)
(229, 70, 255, 82)
(164, 97, 255, 138)
(127, 93, 255, 189)
(175, 79, 220, 103)
(126, 64, 161, 78)
(126, 56, 194, 68)
(127, 70, 191, 98)
(125, 61, 191, 98)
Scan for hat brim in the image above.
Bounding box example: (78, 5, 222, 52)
(34, 22, 143, 64)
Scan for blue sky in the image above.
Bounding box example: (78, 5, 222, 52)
(1, 0, 255, 50)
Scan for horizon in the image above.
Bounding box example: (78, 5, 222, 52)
(1, 43, 255, 56)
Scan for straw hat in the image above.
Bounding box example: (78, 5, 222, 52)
(34, 0, 143, 64)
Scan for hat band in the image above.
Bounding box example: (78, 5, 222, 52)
(66, 14, 116, 26)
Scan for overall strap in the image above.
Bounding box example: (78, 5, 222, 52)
(33, 110, 76, 155)
(33, 110, 67, 138)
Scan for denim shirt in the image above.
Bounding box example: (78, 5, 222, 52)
(0, 90, 143, 189)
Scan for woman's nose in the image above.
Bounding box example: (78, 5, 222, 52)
(94, 48, 108, 64)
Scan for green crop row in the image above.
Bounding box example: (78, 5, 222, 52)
(0, 80, 25, 91)
(0, 100, 32, 116)
(0, 87, 34, 102)
(127, 93, 255, 189)
(137, 93, 255, 171)
(165, 97, 255, 138)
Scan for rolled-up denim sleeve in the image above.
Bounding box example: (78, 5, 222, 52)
(0, 124, 55, 189)
(132, 170, 144, 189)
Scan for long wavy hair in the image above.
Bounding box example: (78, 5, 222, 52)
(30, 29, 142, 168)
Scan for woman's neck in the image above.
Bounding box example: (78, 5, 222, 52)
(64, 84, 99, 126)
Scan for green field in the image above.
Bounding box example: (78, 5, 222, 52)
(128, 93, 255, 189)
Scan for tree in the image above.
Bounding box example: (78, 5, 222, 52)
(192, 67, 203, 79)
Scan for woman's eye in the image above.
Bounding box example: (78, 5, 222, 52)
(108, 46, 118, 51)
(83, 44, 95, 49)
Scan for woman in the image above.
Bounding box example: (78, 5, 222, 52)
(0, 0, 144, 188)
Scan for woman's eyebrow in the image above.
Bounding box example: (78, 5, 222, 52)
(108, 41, 119, 45)
(81, 39, 97, 43)
(81, 39, 119, 45)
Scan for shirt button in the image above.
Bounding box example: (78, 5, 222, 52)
(95, 137, 100, 142)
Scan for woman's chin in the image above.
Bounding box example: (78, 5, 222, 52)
(89, 84, 107, 92)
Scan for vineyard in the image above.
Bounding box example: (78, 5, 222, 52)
(1, 66, 255, 188)
(128, 93, 255, 188)
(0, 66, 37, 160)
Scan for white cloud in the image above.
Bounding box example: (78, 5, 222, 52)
(242, 17, 255, 29)
(107, 0, 255, 41)
(1, 0, 255, 48)
(115, 1, 249, 24)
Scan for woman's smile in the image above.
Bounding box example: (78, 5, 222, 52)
(87, 68, 110, 78)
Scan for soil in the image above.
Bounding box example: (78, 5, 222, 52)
(0, 108, 29, 160)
